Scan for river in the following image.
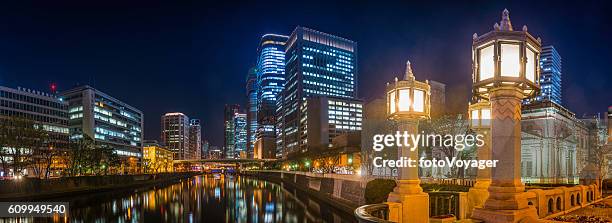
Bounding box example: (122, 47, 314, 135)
(58, 174, 356, 222)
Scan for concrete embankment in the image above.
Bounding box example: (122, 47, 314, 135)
(241, 170, 364, 216)
(0, 172, 198, 201)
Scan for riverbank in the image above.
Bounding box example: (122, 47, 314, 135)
(0, 172, 198, 201)
(241, 170, 363, 217)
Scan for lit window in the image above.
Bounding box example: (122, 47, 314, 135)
(479, 45, 494, 80)
(501, 44, 520, 77)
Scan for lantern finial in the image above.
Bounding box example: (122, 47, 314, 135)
(500, 8, 513, 31)
(405, 60, 414, 80)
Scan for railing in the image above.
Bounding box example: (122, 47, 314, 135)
(429, 191, 462, 219)
(354, 203, 394, 223)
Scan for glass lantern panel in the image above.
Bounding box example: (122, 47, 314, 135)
(479, 45, 495, 80)
(526, 48, 536, 82)
(398, 89, 411, 112)
(471, 109, 479, 127)
(413, 89, 424, 112)
(481, 108, 491, 126)
(501, 44, 520, 77)
(389, 91, 396, 114)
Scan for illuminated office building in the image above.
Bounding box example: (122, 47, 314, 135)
(300, 96, 362, 151)
(60, 85, 143, 173)
(246, 67, 258, 158)
(233, 113, 248, 158)
(277, 27, 358, 157)
(224, 104, 240, 158)
(255, 34, 288, 159)
(0, 86, 69, 176)
(531, 45, 562, 104)
(161, 112, 190, 160)
(189, 119, 202, 160)
(142, 140, 173, 173)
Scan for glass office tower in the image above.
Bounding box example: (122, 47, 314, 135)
(255, 34, 288, 158)
(224, 104, 240, 158)
(277, 27, 358, 157)
(536, 45, 562, 104)
(245, 67, 258, 158)
(161, 112, 190, 160)
(233, 113, 247, 158)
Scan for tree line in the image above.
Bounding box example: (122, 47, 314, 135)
(0, 117, 121, 179)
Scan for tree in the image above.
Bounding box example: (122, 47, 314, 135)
(419, 114, 472, 178)
(66, 134, 95, 176)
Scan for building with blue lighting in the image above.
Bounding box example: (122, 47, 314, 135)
(276, 27, 358, 158)
(246, 67, 258, 158)
(233, 112, 247, 158)
(254, 34, 288, 159)
(536, 45, 562, 104)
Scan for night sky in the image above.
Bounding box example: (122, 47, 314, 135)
(0, 1, 610, 146)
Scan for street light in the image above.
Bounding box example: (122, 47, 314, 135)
(387, 61, 431, 120)
(471, 9, 540, 101)
(385, 60, 430, 223)
(471, 9, 541, 222)
(469, 101, 491, 129)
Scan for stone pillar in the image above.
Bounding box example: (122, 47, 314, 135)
(468, 128, 491, 215)
(472, 87, 538, 223)
(387, 119, 429, 223)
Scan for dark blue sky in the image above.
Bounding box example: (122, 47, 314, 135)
(0, 1, 610, 146)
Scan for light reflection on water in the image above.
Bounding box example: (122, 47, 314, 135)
(60, 174, 356, 223)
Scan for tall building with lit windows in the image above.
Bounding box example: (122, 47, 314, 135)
(234, 113, 248, 158)
(224, 104, 240, 158)
(245, 67, 258, 158)
(277, 27, 358, 157)
(535, 45, 562, 104)
(189, 119, 202, 160)
(161, 112, 190, 160)
(60, 85, 143, 173)
(255, 34, 288, 159)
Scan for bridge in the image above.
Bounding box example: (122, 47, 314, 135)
(173, 158, 277, 164)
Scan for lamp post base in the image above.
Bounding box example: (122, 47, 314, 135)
(471, 206, 538, 223)
(386, 179, 429, 223)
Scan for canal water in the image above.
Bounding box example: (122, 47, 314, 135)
(64, 174, 356, 223)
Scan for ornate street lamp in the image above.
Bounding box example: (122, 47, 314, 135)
(385, 60, 430, 223)
(387, 61, 431, 120)
(471, 9, 540, 222)
(467, 100, 492, 209)
(471, 9, 541, 101)
(469, 101, 492, 129)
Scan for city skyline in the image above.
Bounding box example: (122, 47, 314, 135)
(0, 1, 610, 146)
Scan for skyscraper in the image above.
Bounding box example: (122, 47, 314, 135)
(233, 113, 247, 158)
(60, 85, 143, 173)
(255, 34, 288, 159)
(277, 27, 358, 157)
(161, 112, 190, 160)
(245, 67, 258, 158)
(224, 104, 240, 158)
(189, 119, 202, 160)
(536, 45, 562, 104)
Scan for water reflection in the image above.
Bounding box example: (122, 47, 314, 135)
(64, 174, 355, 223)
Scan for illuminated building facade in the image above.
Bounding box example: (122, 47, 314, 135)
(277, 27, 357, 157)
(536, 46, 562, 104)
(300, 96, 362, 151)
(189, 119, 202, 160)
(142, 140, 173, 173)
(0, 86, 69, 177)
(234, 113, 248, 158)
(255, 34, 288, 159)
(245, 67, 258, 158)
(60, 85, 143, 173)
(161, 112, 190, 160)
(224, 104, 240, 158)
